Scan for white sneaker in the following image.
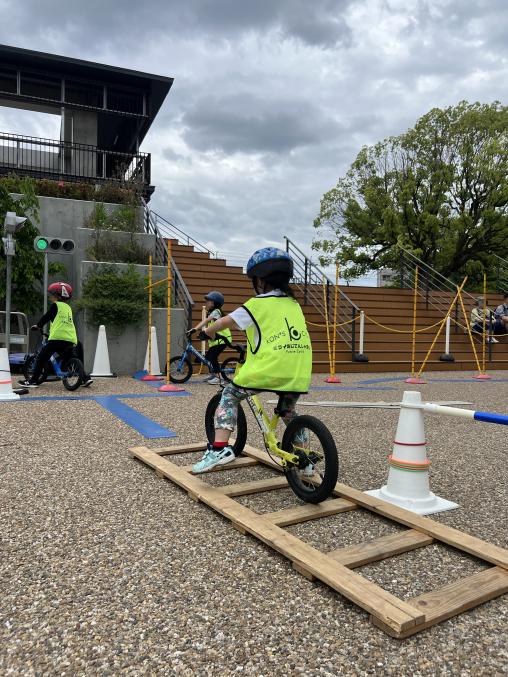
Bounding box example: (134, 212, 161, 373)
(488, 337, 499, 343)
(192, 445, 235, 473)
(207, 377, 221, 385)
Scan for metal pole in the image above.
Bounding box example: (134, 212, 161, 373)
(43, 253, 48, 314)
(444, 315, 451, 355)
(359, 310, 365, 355)
(5, 249, 12, 353)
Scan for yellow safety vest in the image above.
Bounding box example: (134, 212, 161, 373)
(208, 309, 232, 347)
(233, 296, 312, 393)
(49, 301, 77, 344)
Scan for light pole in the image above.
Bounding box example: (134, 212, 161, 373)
(2, 211, 27, 354)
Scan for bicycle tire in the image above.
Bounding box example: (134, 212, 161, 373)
(205, 392, 247, 456)
(62, 357, 84, 391)
(23, 355, 48, 385)
(169, 356, 193, 383)
(220, 356, 240, 384)
(282, 415, 338, 503)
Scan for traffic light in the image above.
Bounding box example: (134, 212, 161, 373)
(34, 236, 75, 254)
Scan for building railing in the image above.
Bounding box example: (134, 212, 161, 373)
(0, 132, 150, 186)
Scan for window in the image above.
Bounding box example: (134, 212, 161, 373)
(0, 67, 17, 94)
(107, 86, 144, 114)
(66, 79, 103, 108)
(20, 72, 61, 101)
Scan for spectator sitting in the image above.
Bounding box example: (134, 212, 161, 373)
(470, 297, 500, 342)
(494, 292, 508, 335)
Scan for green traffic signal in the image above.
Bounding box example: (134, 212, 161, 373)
(35, 237, 49, 251)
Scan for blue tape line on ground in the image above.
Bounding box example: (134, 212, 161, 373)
(94, 396, 176, 438)
(473, 410, 508, 425)
(356, 377, 401, 384)
(310, 386, 397, 391)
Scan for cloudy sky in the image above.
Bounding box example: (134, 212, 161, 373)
(0, 0, 506, 280)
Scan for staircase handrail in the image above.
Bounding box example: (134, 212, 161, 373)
(492, 254, 508, 294)
(147, 206, 215, 258)
(141, 198, 194, 328)
(397, 246, 477, 331)
(284, 236, 363, 360)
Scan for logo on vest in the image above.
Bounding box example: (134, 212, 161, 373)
(285, 317, 301, 341)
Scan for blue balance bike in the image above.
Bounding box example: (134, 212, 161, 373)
(169, 330, 245, 384)
(23, 330, 84, 391)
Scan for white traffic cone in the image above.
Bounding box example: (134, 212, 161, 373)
(0, 348, 20, 401)
(365, 390, 458, 515)
(91, 325, 115, 377)
(142, 326, 163, 380)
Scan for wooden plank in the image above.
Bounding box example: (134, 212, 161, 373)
(373, 567, 508, 638)
(181, 457, 259, 473)
(329, 482, 508, 571)
(264, 498, 358, 527)
(129, 446, 424, 634)
(165, 443, 508, 571)
(328, 530, 433, 568)
(219, 476, 289, 497)
(130, 443, 206, 457)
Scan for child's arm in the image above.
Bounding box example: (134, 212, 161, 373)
(192, 317, 209, 332)
(32, 304, 57, 330)
(204, 315, 238, 340)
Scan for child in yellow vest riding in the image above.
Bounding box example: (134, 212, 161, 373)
(19, 282, 92, 388)
(190, 291, 231, 385)
(192, 248, 312, 473)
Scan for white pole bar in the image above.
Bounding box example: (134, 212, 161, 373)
(444, 315, 451, 355)
(359, 310, 365, 355)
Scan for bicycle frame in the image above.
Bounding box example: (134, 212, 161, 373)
(179, 341, 215, 373)
(243, 393, 300, 467)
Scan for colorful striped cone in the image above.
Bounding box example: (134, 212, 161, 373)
(0, 348, 20, 401)
(365, 390, 458, 515)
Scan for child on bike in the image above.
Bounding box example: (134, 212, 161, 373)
(191, 291, 231, 385)
(19, 282, 93, 388)
(192, 248, 312, 473)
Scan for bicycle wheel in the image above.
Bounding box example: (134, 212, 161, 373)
(169, 356, 193, 383)
(282, 415, 338, 503)
(205, 392, 247, 456)
(220, 356, 241, 383)
(23, 355, 48, 385)
(62, 357, 84, 391)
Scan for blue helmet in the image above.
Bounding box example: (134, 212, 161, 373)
(204, 290, 224, 307)
(246, 247, 293, 280)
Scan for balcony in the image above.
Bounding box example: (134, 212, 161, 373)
(0, 132, 151, 192)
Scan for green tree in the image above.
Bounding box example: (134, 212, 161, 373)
(313, 101, 508, 285)
(0, 178, 43, 314)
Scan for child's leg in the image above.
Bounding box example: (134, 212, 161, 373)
(204, 345, 223, 374)
(275, 393, 300, 427)
(214, 383, 253, 448)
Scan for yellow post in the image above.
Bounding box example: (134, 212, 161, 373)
(414, 277, 468, 380)
(325, 265, 341, 383)
(482, 273, 487, 373)
(147, 254, 152, 374)
(322, 276, 333, 379)
(165, 241, 171, 383)
(405, 266, 426, 383)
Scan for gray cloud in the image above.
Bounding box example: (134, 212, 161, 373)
(0, 0, 506, 273)
(182, 95, 341, 154)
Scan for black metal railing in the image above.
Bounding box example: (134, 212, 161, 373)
(493, 254, 508, 294)
(284, 237, 364, 360)
(148, 207, 215, 257)
(0, 132, 150, 186)
(142, 200, 194, 329)
(397, 247, 476, 331)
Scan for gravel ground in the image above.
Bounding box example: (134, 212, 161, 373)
(1, 371, 507, 676)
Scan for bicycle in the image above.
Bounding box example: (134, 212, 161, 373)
(168, 329, 245, 384)
(204, 363, 339, 504)
(23, 329, 84, 391)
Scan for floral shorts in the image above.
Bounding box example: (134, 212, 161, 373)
(214, 383, 300, 431)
